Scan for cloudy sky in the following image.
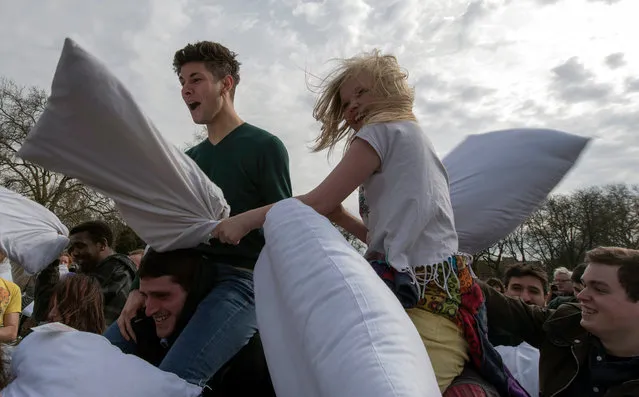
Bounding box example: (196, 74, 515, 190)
(1, 0, 638, 214)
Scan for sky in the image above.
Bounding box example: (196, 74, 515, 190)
(1, 0, 638, 215)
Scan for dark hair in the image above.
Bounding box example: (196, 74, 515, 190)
(571, 263, 587, 284)
(504, 263, 549, 294)
(486, 277, 505, 293)
(48, 274, 105, 334)
(138, 249, 205, 292)
(69, 220, 114, 247)
(585, 247, 639, 302)
(173, 41, 241, 98)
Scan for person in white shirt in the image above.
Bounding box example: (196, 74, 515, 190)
(494, 262, 546, 396)
(212, 50, 483, 392)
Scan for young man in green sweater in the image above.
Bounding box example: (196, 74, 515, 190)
(104, 41, 292, 386)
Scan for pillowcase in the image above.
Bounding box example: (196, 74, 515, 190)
(0, 187, 69, 274)
(1, 328, 203, 397)
(443, 128, 590, 254)
(254, 198, 440, 397)
(18, 38, 229, 252)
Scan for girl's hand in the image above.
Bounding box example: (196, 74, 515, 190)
(212, 215, 253, 245)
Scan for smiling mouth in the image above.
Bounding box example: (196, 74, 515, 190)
(188, 102, 201, 111)
(582, 307, 597, 316)
(154, 313, 169, 323)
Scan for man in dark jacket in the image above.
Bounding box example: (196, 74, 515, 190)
(482, 246, 639, 396)
(33, 220, 135, 326)
(133, 248, 274, 396)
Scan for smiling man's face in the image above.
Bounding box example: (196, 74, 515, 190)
(578, 263, 639, 340)
(140, 275, 188, 339)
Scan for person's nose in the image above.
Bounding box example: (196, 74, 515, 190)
(144, 299, 157, 317)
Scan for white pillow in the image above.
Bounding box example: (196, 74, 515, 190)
(0, 187, 69, 274)
(18, 38, 229, 252)
(254, 199, 440, 397)
(443, 128, 590, 254)
(1, 328, 202, 397)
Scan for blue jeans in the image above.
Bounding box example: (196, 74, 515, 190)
(104, 263, 257, 386)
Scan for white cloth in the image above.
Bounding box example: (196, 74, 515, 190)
(255, 198, 440, 397)
(1, 328, 203, 397)
(0, 258, 12, 282)
(443, 128, 590, 254)
(356, 121, 458, 271)
(21, 301, 34, 317)
(18, 38, 230, 252)
(495, 342, 540, 397)
(0, 187, 69, 274)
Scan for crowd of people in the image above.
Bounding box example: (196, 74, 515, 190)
(0, 40, 638, 397)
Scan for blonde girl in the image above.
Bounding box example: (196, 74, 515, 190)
(213, 51, 519, 394)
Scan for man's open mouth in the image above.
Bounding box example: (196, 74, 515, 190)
(188, 102, 201, 111)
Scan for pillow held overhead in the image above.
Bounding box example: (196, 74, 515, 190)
(18, 38, 229, 252)
(0, 187, 69, 274)
(443, 128, 590, 254)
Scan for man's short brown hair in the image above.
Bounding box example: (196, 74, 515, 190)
(504, 263, 549, 294)
(585, 247, 639, 302)
(172, 41, 241, 98)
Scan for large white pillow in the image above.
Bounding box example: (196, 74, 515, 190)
(18, 38, 229, 252)
(1, 328, 202, 397)
(0, 187, 69, 274)
(443, 128, 590, 254)
(254, 199, 440, 397)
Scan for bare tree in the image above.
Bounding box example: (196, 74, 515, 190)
(0, 78, 116, 225)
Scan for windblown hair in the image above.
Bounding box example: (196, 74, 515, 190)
(48, 274, 105, 334)
(173, 41, 241, 99)
(311, 49, 416, 155)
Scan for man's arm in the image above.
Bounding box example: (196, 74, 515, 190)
(0, 312, 19, 342)
(258, 135, 293, 204)
(32, 260, 60, 323)
(480, 281, 551, 349)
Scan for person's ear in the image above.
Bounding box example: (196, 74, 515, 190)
(221, 75, 234, 97)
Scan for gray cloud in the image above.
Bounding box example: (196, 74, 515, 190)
(550, 57, 613, 103)
(0, 0, 638, 213)
(537, 0, 621, 4)
(604, 52, 626, 69)
(624, 77, 639, 93)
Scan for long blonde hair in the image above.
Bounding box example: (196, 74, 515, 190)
(311, 50, 416, 155)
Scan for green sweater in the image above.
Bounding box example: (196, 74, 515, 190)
(132, 123, 292, 288)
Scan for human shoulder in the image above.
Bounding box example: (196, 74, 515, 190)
(185, 138, 210, 158)
(1, 279, 20, 294)
(239, 123, 282, 142)
(99, 254, 136, 275)
(238, 123, 288, 154)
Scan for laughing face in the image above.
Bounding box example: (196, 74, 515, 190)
(140, 275, 188, 339)
(179, 62, 225, 125)
(339, 72, 376, 132)
(578, 263, 639, 340)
